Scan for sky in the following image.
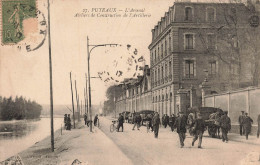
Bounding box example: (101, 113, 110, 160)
(0, 0, 237, 106)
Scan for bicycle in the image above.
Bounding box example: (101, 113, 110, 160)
(110, 120, 118, 132)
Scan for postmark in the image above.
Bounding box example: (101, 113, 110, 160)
(1, 0, 37, 45)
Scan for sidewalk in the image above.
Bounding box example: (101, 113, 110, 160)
(228, 133, 260, 145)
(8, 121, 133, 165)
(108, 116, 260, 145)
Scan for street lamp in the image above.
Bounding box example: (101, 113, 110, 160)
(87, 36, 120, 132)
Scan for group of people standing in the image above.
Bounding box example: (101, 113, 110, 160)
(64, 114, 72, 130)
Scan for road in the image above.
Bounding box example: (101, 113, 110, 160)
(99, 117, 260, 165)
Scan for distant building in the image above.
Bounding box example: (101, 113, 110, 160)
(148, 1, 255, 116)
(115, 65, 152, 114)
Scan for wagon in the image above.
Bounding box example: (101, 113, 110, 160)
(186, 107, 224, 138)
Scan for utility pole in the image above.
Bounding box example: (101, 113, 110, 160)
(47, 0, 54, 152)
(85, 74, 89, 114)
(84, 88, 86, 114)
(70, 72, 76, 129)
(87, 37, 93, 132)
(75, 80, 80, 121)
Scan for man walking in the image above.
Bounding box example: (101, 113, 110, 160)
(152, 112, 160, 138)
(192, 113, 206, 148)
(238, 111, 245, 136)
(175, 112, 187, 148)
(243, 113, 253, 140)
(84, 113, 88, 125)
(94, 114, 99, 126)
(132, 113, 141, 130)
(117, 113, 124, 132)
(257, 114, 260, 138)
(169, 114, 176, 132)
(220, 111, 231, 143)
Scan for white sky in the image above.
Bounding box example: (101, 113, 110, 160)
(0, 0, 238, 106)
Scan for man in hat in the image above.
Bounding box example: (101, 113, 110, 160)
(64, 114, 68, 128)
(243, 113, 253, 140)
(152, 112, 160, 138)
(238, 111, 245, 136)
(175, 111, 187, 148)
(192, 113, 206, 148)
(117, 113, 124, 132)
(220, 111, 231, 143)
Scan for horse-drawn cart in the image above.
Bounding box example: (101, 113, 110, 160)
(187, 107, 224, 138)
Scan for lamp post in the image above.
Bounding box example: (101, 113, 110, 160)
(47, 0, 54, 152)
(87, 36, 120, 132)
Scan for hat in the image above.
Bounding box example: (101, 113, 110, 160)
(241, 111, 244, 113)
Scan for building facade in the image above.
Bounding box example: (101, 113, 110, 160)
(149, 2, 253, 116)
(115, 65, 153, 114)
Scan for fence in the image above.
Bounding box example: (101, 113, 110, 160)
(204, 87, 260, 126)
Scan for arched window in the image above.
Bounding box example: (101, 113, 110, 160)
(185, 7, 193, 21)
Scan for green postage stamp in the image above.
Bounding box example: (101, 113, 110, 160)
(1, 0, 37, 45)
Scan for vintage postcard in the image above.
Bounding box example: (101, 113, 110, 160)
(0, 0, 260, 165)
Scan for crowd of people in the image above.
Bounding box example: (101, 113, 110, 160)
(115, 110, 260, 149)
(63, 114, 72, 130)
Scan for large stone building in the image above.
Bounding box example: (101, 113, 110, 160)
(115, 1, 259, 116)
(115, 65, 152, 114)
(149, 1, 255, 116)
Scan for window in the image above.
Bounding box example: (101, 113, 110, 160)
(155, 70, 157, 83)
(158, 47, 160, 59)
(231, 63, 238, 75)
(144, 77, 148, 91)
(185, 34, 194, 50)
(162, 66, 164, 83)
(207, 7, 215, 22)
(209, 61, 217, 76)
(165, 63, 168, 78)
(185, 7, 193, 21)
(165, 40, 167, 55)
(185, 60, 194, 78)
(169, 61, 172, 77)
(151, 52, 153, 64)
(169, 36, 171, 52)
(207, 34, 216, 50)
(161, 44, 164, 58)
(155, 50, 157, 61)
(158, 68, 160, 83)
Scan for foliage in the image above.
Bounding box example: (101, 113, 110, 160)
(0, 96, 42, 120)
(104, 85, 123, 115)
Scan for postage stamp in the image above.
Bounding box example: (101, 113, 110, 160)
(1, 0, 37, 45)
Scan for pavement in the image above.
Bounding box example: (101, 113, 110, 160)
(16, 121, 133, 165)
(1, 116, 259, 165)
(101, 116, 260, 165)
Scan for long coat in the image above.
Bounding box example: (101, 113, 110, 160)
(152, 115, 160, 126)
(220, 115, 231, 131)
(243, 116, 253, 134)
(175, 116, 187, 133)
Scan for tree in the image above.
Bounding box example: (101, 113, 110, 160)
(196, 1, 260, 88)
(104, 85, 123, 115)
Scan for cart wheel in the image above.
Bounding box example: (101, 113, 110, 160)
(110, 124, 115, 132)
